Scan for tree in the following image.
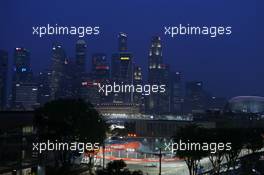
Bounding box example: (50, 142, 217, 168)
(240, 128, 264, 174)
(245, 128, 264, 153)
(223, 128, 244, 172)
(97, 160, 143, 175)
(173, 124, 207, 175)
(34, 99, 108, 168)
(106, 159, 127, 174)
(203, 128, 227, 175)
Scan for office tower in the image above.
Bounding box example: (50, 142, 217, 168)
(0, 50, 8, 110)
(76, 39, 87, 74)
(111, 32, 133, 103)
(79, 76, 100, 105)
(13, 47, 32, 82)
(75, 40, 87, 98)
(91, 53, 110, 81)
(12, 48, 38, 110)
(38, 70, 52, 106)
(91, 53, 110, 103)
(118, 32, 128, 52)
(170, 71, 184, 114)
(133, 66, 144, 112)
(159, 64, 170, 113)
(111, 53, 133, 103)
(147, 36, 170, 114)
(13, 82, 39, 110)
(208, 96, 227, 111)
(185, 81, 207, 113)
(63, 58, 77, 98)
(50, 43, 67, 99)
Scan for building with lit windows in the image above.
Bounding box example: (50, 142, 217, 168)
(13, 83, 39, 110)
(75, 39, 87, 74)
(37, 70, 52, 106)
(118, 32, 128, 52)
(50, 43, 67, 99)
(92, 53, 110, 81)
(147, 36, 170, 114)
(133, 66, 144, 111)
(112, 33, 133, 103)
(170, 71, 184, 114)
(12, 47, 36, 110)
(185, 81, 207, 113)
(80, 78, 100, 105)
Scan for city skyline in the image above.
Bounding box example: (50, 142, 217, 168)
(0, 34, 228, 114)
(0, 34, 261, 100)
(0, 0, 261, 98)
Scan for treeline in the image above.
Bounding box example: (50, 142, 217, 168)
(173, 125, 264, 175)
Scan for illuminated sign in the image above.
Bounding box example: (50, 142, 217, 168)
(120, 57, 130, 60)
(96, 66, 109, 70)
(21, 68, 27, 72)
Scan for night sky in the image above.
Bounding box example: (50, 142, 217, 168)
(0, 0, 262, 98)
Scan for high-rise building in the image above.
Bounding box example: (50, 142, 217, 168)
(79, 76, 100, 105)
(118, 32, 128, 52)
(185, 81, 207, 113)
(13, 82, 39, 110)
(0, 50, 8, 110)
(111, 52, 133, 103)
(12, 48, 38, 110)
(208, 96, 227, 111)
(91, 53, 110, 103)
(13, 47, 31, 82)
(76, 40, 87, 74)
(112, 33, 133, 103)
(63, 58, 78, 98)
(133, 66, 144, 112)
(147, 36, 170, 114)
(170, 71, 184, 114)
(91, 53, 110, 81)
(37, 70, 52, 106)
(50, 43, 67, 100)
(75, 40, 87, 98)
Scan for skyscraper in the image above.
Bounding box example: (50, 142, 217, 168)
(111, 52, 133, 103)
(50, 43, 67, 100)
(118, 32, 128, 52)
(91, 53, 110, 81)
(185, 81, 207, 113)
(79, 76, 100, 105)
(74, 40, 87, 98)
(111, 32, 133, 103)
(170, 71, 184, 114)
(13, 82, 39, 110)
(76, 39, 87, 74)
(147, 36, 170, 114)
(37, 70, 52, 106)
(13, 47, 31, 82)
(133, 66, 144, 112)
(91, 53, 110, 103)
(12, 48, 38, 110)
(0, 50, 8, 110)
